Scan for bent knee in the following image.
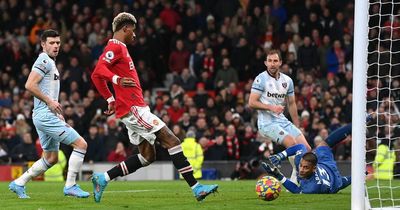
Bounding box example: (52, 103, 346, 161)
(73, 137, 87, 150)
(45, 154, 58, 165)
(139, 153, 155, 166)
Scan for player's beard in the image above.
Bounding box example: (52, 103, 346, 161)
(267, 67, 279, 77)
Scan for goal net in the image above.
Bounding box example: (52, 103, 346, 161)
(363, 0, 400, 209)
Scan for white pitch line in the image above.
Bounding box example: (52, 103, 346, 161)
(104, 190, 157, 193)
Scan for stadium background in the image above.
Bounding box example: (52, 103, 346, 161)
(0, 0, 398, 180)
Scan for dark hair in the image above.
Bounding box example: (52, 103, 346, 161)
(40, 29, 60, 42)
(266, 49, 282, 61)
(302, 152, 318, 166)
(114, 19, 136, 32)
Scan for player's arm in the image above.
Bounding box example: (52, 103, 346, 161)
(25, 71, 62, 114)
(287, 94, 299, 127)
(286, 79, 299, 127)
(248, 92, 284, 115)
(261, 162, 302, 193)
(269, 144, 307, 166)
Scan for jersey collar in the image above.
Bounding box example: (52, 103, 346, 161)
(109, 39, 126, 47)
(266, 69, 280, 80)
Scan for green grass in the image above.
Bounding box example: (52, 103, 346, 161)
(0, 180, 399, 210)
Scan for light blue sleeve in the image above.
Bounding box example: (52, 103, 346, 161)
(287, 78, 294, 96)
(251, 74, 265, 94)
(32, 54, 51, 77)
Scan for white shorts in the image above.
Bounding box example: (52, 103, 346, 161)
(121, 106, 165, 145)
(258, 122, 302, 145)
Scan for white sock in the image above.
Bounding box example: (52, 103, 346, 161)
(191, 182, 199, 189)
(65, 149, 86, 188)
(104, 172, 110, 182)
(15, 158, 51, 186)
(288, 156, 299, 185)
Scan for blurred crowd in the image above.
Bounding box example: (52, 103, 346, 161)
(0, 0, 399, 172)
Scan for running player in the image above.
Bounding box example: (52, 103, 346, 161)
(90, 12, 218, 203)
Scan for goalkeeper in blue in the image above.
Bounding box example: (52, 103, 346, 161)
(262, 124, 352, 194)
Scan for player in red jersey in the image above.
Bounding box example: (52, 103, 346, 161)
(90, 12, 218, 203)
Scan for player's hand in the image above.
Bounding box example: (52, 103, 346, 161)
(269, 153, 286, 167)
(104, 101, 115, 115)
(48, 100, 63, 115)
(57, 114, 65, 121)
(118, 77, 136, 87)
(261, 162, 284, 180)
(270, 105, 285, 115)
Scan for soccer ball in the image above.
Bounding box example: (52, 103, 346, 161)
(255, 176, 281, 201)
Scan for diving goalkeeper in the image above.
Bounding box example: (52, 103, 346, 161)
(262, 124, 353, 194)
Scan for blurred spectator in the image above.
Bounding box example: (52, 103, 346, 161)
(193, 83, 209, 109)
(175, 68, 197, 91)
(10, 132, 38, 162)
(214, 58, 238, 89)
(107, 142, 128, 162)
(84, 124, 105, 163)
(189, 42, 205, 77)
(168, 39, 190, 75)
(226, 124, 240, 160)
(205, 133, 228, 160)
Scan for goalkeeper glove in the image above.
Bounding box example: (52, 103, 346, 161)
(261, 161, 284, 181)
(269, 152, 286, 167)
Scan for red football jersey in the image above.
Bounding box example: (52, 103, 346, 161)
(92, 39, 146, 118)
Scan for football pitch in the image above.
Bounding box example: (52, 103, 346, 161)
(0, 180, 399, 210)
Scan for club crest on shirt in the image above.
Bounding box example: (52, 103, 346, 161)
(279, 131, 284, 135)
(282, 82, 287, 88)
(153, 119, 159, 126)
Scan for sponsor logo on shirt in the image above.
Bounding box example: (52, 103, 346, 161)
(267, 92, 286, 98)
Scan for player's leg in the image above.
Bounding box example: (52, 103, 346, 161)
(260, 123, 301, 185)
(324, 124, 352, 147)
(156, 126, 218, 201)
(38, 112, 89, 198)
(92, 107, 158, 202)
(10, 149, 57, 199)
(63, 136, 89, 198)
(104, 139, 154, 181)
(9, 124, 57, 199)
(338, 176, 351, 191)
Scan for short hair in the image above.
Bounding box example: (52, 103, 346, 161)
(266, 49, 282, 61)
(40, 29, 60, 42)
(112, 12, 137, 32)
(302, 152, 318, 166)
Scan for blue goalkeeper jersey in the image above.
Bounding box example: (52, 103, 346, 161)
(294, 146, 343, 194)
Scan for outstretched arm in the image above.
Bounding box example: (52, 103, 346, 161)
(261, 162, 302, 193)
(269, 144, 307, 166)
